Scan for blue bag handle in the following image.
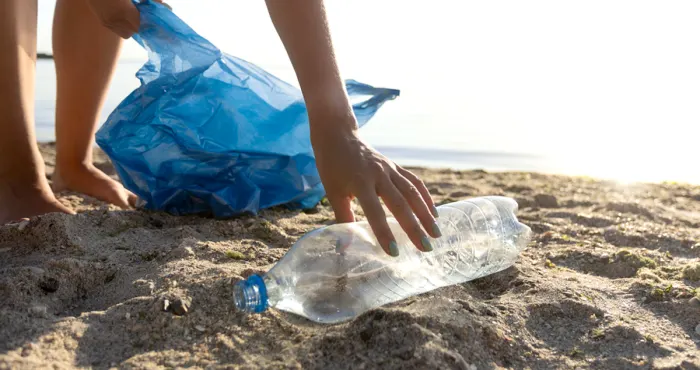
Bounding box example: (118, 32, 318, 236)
(346, 79, 400, 126)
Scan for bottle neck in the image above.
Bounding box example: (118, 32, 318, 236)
(233, 274, 269, 313)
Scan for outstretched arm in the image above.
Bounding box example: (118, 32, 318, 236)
(265, 0, 441, 256)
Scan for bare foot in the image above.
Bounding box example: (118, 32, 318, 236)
(0, 183, 75, 225)
(52, 163, 138, 209)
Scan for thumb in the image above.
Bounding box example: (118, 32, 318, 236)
(327, 194, 355, 224)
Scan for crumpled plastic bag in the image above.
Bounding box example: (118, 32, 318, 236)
(96, 1, 399, 217)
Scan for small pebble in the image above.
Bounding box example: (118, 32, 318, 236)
(696, 324, 700, 336)
(17, 220, 30, 231)
(163, 299, 171, 312)
(195, 325, 206, 332)
(689, 297, 700, 307)
(170, 298, 189, 316)
(125, 312, 131, 320)
(170, 246, 195, 259)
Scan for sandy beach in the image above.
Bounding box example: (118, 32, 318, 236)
(1, 143, 699, 369)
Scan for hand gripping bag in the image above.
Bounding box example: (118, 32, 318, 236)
(96, 1, 399, 217)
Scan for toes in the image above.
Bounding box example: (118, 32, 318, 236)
(53, 164, 139, 210)
(126, 189, 139, 208)
(109, 185, 132, 210)
(110, 184, 138, 210)
(54, 200, 77, 215)
(0, 198, 75, 225)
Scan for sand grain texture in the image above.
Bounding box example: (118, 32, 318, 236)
(1, 144, 699, 369)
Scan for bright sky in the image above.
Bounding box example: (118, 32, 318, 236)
(36, 1, 700, 183)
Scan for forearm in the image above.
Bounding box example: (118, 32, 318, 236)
(264, 0, 355, 131)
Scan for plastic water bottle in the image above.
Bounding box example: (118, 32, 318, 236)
(233, 196, 531, 324)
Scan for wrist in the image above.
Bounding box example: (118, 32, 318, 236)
(304, 84, 349, 111)
(309, 108, 357, 132)
(306, 97, 357, 135)
(309, 115, 359, 150)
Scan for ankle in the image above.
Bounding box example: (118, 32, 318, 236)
(54, 160, 92, 177)
(0, 153, 47, 185)
(0, 178, 53, 201)
(0, 165, 49, 194)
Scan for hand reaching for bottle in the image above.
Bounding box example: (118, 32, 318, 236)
(263, 0, 442, 256)
(310, 119, 441, 257)
(86, 0, 168, 39)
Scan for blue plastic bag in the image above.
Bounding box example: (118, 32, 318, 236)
(96, 1, 399, 217)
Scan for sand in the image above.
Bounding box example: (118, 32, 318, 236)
(1, 143, 699, 369)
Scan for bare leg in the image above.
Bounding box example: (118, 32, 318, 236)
(52, 0, 137, 208)
(0, 0, 74, 224)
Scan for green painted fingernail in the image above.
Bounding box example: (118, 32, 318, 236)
(388, 241, 399, 257)
(421, 236, 433, 252)
(432, 205, 439, 218)
(432, 222, 442, 238)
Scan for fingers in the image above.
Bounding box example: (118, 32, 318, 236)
(389, 172, 441, 240)
(377, 175, 436, 253)
(347, 164, 439, 257)
(87, 0, 140, 39)
(355, 186, 398, 257)
(327, 194, 355, 224)
(114, 3, 140, 39)
(327, 195, 354, 254)
(397, 166, 439, 218)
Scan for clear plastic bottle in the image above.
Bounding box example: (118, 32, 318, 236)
(233, 196, 531, 324)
